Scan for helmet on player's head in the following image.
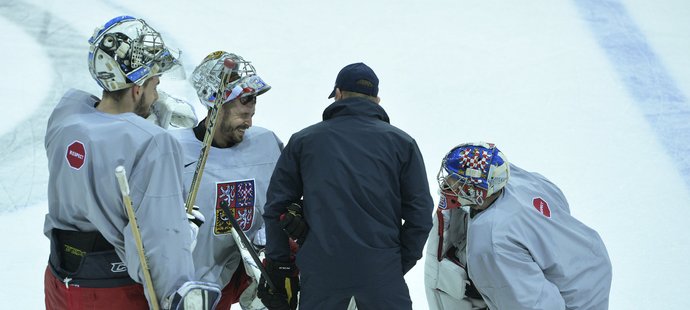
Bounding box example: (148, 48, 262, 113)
(88, 16, 183, 92)
(437, 142, 510, 209)
(190, 51, 271, 108)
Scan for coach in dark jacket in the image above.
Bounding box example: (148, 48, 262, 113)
(260, 62, 434, 310)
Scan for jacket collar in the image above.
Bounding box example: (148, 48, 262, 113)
(322, 97, 390, 123)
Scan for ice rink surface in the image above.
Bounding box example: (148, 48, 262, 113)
(1, 0, 689, 308)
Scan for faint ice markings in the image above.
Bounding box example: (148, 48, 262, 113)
(574, 0, 690, 189)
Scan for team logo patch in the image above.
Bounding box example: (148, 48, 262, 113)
(110, 262, 127, 273)
(202, 50, 225, 63)
(438, 195, 448, 210)
(66, 140, 85, 170)
(532, 197, 551, 218)
(214, 179, 255, 235)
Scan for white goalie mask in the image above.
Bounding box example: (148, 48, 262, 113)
(190, 51, 271, 108)
(88, 16, 184, 91)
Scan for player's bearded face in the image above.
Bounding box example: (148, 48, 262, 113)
(217, 98, 255, 146)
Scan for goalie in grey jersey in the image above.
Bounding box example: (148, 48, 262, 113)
(169, 51, 282, 309)
(425, 142, 612, 310)
(43, 16, 220, 309)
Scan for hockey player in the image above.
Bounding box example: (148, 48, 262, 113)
(427, 142, 612, 309)
(259, 63, 434, 309)
(171, 51, 281, 309)
(43, 16, 219, 309)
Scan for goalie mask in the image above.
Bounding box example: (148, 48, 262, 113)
(88, 16, 184, 91)
(437, 142, 510, 209)
(190, 51, 271, 108)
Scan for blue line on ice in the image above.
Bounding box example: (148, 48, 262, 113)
(574, 0, 690, 189)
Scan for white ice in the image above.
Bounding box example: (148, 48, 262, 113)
(1, 0, 689, 309)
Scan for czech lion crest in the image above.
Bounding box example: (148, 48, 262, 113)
(214, 179, 255, 235)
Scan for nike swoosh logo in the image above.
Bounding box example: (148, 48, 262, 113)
(184, 161, 197, 168)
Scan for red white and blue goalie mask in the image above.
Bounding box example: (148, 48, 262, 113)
(437, 142, 510, 209)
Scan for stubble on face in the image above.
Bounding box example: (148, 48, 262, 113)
(216, 100, 254, 146)
(133, 92, 150, 118)
(220, 113, 249, 145)
(133, 77, 159, 118)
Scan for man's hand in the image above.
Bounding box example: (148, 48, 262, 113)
(280, 202, 308, 244)
(257, 258, 299, 310)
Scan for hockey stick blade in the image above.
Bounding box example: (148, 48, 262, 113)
(218, 203, 278, 292)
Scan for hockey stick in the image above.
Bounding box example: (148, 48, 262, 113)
(218, 203, 278, 292)
(185, 58, 236, 214)
(115, 166, 160, 310)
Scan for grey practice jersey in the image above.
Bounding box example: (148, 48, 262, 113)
(44, 89, 196, 303)
(467, 164, 612, 310)
(171, 126, 282, 288)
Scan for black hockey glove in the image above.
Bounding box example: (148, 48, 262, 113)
(465, 275, 483, 300)
(279, 202, 308, 245)
(257, 258, 299, 310)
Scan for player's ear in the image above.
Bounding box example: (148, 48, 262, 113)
(131, 85, 142, 101)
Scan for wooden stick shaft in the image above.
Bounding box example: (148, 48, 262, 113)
(184, 105, 221, 213)
(115, 166, 160, 310)
(185, 63, 234, 214)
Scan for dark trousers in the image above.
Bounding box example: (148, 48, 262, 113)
(298, 273, 412, 310)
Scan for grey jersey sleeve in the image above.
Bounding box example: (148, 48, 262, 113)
(123, 131, 195, 302)
(468, 232, 566, 309)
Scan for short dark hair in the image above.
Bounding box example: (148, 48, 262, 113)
(340, 90, 377, 102)
(101, 77, 155, 101)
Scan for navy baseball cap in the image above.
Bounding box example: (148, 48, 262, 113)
(328, 62, 379, 99)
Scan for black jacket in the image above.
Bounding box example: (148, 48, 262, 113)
(264, 97, 433, 289)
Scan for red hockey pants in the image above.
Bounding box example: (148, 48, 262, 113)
(215, 263, 252, 310)
(44, 266, 148, 309)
